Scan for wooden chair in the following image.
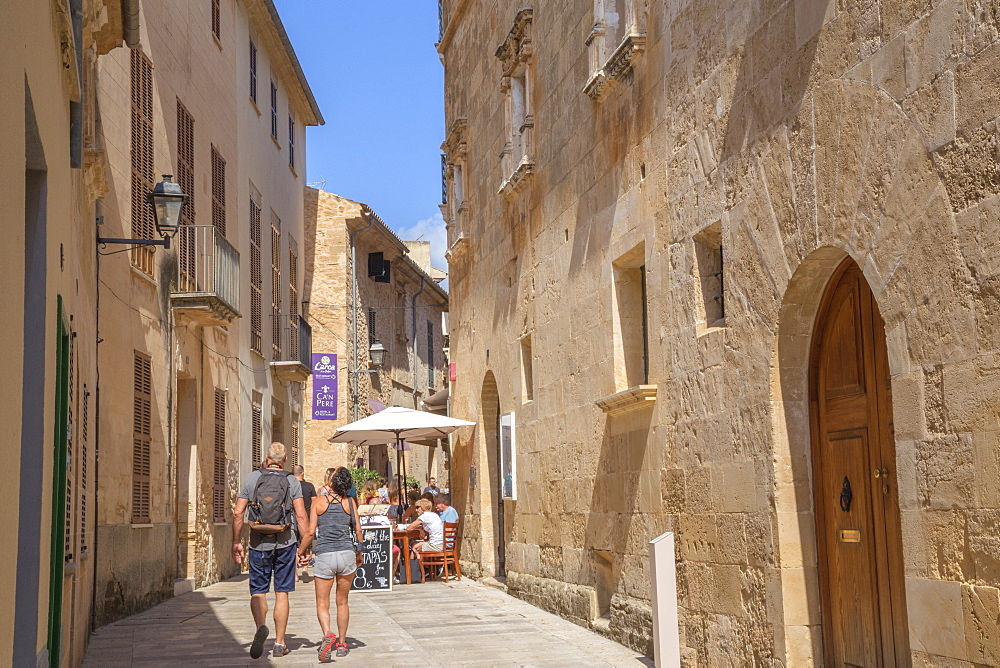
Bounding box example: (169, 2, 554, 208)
(418, 521, 461, 581)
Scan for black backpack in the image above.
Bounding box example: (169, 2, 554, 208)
(247, 469, 294, 534)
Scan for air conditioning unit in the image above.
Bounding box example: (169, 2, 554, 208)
(367, 252, 391, 283)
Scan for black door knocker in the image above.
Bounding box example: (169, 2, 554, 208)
(839, 477, 853, 512)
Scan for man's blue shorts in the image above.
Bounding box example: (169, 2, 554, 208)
(249, 544, 297, 594)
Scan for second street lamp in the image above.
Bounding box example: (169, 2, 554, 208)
(98, 174, 188, 250)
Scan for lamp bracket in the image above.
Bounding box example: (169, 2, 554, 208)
(97, 236, 171, 249)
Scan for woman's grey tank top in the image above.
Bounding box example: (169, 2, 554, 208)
(314, 494, 356, 554)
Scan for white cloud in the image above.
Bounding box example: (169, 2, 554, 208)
(396, 212, 448, 273)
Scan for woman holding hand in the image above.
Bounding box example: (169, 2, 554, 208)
(298, 467, 363, 661)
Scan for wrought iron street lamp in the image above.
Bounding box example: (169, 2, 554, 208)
(98, 174, 187, 249)
(368, 339, 387, 368)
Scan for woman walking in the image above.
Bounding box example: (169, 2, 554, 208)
(297, 467, 363, 661)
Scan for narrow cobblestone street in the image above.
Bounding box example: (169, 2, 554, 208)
(82, 575, 649, 666)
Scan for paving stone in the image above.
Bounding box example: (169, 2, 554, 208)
(83, 575, 649, 666)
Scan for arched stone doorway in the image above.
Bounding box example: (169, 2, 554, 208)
(479, 371, 504, 577)
(771, 250, 910, 664)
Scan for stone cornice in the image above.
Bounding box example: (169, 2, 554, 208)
(595, 385, 658, 416)
(585, 32, 647, 101)
(495, 8, 533, 76)
(436, 0, 471, 54)
(441, 117, 469, 160)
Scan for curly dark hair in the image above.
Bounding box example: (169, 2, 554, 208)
(406, 489, 421, 503)
(331, 467, 353, 497)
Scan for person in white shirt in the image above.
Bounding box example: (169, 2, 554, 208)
(405, 499, 444, 559)
(434, 494, 459, 524)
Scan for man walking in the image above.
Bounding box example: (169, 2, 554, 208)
(233, 443, 308, 659)
(293, 465, 317, 583)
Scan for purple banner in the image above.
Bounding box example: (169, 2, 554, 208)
(312, 353, 338, 420)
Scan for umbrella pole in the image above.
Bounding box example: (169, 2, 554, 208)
(395, 435, 404, 519)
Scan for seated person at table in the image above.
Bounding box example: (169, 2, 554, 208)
(400, 489, 422, 524)
(377, 478, 389, 503)
(434, 494, 458, 524)
(360, 479, 380, 505)
(406, 499, 444, 559)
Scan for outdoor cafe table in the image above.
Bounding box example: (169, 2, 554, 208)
(393, 528, 422, 584)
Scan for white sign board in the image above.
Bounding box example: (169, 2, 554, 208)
(649, 531, 680, 667)
(500, 411, 517, 500)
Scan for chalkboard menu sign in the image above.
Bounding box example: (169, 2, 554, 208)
(352, 525, 393, 592)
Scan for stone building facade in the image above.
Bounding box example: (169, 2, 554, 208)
(88, 0, 321, 632)
(1, 2, 122, 663)
(301, 188, 450, 490)
(440, 0, 1000, 664)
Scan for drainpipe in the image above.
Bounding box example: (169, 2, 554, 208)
(350, 212, 375, 422)
(122, 0, 140, 48)
(411, 276, 426, 408)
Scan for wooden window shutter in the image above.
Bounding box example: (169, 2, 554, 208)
(252, 403, 262, 467)
(132, 353, 152, 524)
(289, 243, 299, 359)
(250, 196, 263, 354)
(130, 49, 155, 276)
(177, 101, 196, 287)
(213, 389, 227, 523)
(211, 146, 226, 237)
(270, 81, 278, 138)
(65, 337, 76, 562)
(271, 217, 282, 360)
(368, 307, 376, 347)
(288, 116, 295, 168)
(249, 38, 257, 103)
(211, 0, 220, 40)
(80, 384, 89, 552)
(290, 421, 299, 468)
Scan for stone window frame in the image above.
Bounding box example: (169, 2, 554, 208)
(441, 117, 469, 252)
(584, 0, 648, 101)
(495, 8, 535, 199)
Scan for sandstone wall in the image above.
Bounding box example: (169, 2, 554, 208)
(302, 189, 450, 491)
(442, 0, 1000, 663)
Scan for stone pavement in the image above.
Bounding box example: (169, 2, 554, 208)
(82, 574, 651, 666)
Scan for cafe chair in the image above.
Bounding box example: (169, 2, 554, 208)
(418, 521, 461, 582)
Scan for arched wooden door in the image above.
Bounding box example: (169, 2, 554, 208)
(810, 259, 909, 666)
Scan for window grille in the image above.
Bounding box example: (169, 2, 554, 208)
(211, 146, 226, 237)
(249, 38, 257, 103)
(132, 353, 152, 523)
(213, 389, 227, 523)
(250, 195, 263, 354)
(130, 50, 155, 275)
(270, 81, 277, 138)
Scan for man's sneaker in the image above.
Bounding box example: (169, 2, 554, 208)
(250, 625, 269, 659)
(272, 643, 291, 658)
(335, 642, 349, 657)
(317, 633, 338, 662)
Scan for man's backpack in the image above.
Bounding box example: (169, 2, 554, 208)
(247, 469, 294, 535)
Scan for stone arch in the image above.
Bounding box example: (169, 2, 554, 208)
(478, 370, 503, 577)
(764, 78, 971, 662)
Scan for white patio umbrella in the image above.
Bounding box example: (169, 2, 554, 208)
(328, 406, 474, 508)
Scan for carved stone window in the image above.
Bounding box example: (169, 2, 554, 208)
(441, 117, 468, 251)
(495, 9, 534, 198)
(585, 0, 648, 101)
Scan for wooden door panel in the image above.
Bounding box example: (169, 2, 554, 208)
(811, 260, 909, 667)
(823, 428, 881, 666)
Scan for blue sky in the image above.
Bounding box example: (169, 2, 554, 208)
(275, 1, 447, 272)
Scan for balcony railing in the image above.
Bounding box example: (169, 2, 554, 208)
(171, 225, 240, 326)
(271, 313, 312, 382)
